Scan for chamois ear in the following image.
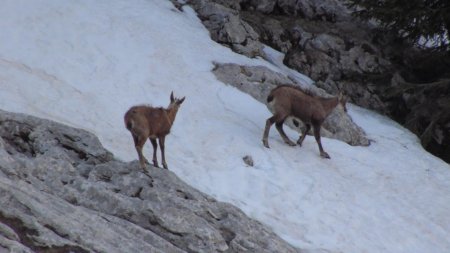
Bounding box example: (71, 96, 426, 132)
(338, 91, 347, 102)
(170, 91, 174, 102)
(338, 92, 348, 112)
(178, 97, 185, 105)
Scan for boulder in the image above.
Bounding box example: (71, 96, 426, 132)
(188, 0, 266, 58)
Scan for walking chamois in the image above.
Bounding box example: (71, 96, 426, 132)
(262, 85, 347, 159)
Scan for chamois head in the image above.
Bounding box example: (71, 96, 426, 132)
(168, 91, 185, 110)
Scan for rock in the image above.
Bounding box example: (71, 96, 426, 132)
(188, 0, 266, 58)
(245, 0, 276, 13)
(0, 109, 300, 253)
(213, 63, 370, 146)
(243, 155, 254, 166)
(272, 0, 351, 22)
(241, 12, 293, 53)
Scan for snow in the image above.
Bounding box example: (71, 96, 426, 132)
(1, 0, 450, 252)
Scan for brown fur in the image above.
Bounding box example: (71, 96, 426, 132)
(124, 92, 185, 170)
(262, 85, 347, 159)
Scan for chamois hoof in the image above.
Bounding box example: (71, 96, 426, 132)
(140, 166, 148, 172)
(320, 152, 331, 159)
(262, 140, 270, 148)
(139, 162, 147, 171)
(286, 141, 296, 146)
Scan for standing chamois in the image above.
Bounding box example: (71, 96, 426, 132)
(262, 85, 347, 159)
(124, 92, 185, 170)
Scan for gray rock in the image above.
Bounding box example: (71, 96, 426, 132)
(241, 13, 293, 53)
(247, 0, 276, 13)
(188, 0, 266, 58)
(242, 155, 254, 166)
(213, 63, 370, 146)
(0, 109, 300, 253)
(275, 0, 351, 22)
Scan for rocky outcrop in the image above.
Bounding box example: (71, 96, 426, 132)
(188, 0, 266, 58)
(0, 110, 300, 253)
(213, 63, 370, 146)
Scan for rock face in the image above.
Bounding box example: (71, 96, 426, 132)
(188, 0, 266, 58)
(213, 63, 370, 146)
(186, 0, 450, 163)
(0, 110, 300, 253)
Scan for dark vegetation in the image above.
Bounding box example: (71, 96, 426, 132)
(347, 0, 450, 162)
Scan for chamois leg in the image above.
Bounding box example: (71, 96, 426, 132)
(263, 115, 277, 148)
(275, 121, 296, 146)
(133, 134, 148, 170)
(159, 136, 168, 169)
(297, 124, 311, 147)
(313, 124, 330, 159)
(150, 138, 159, 168)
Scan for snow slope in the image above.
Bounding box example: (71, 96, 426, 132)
(1, 0, 450, 252)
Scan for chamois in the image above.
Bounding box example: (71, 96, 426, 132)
(124, 92, 185, 170)
(262, 85, 347, 159)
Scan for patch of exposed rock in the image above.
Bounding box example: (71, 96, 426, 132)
(187, 0, 266, 58)
(213, 63, 370, 146)
(0, 110, 300, 253)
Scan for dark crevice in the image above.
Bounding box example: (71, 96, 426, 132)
(44, 224, 69, 239)
(97, 174, 111, 182)
(131, 187, 143, 199)
(61, 144, 88, 160)
(176, 189, 194, 200)
(219, 227, 236, 245)
(0, 212, 89, 253)
(62, 134, 80, 142)
(0, 125, 36, 157)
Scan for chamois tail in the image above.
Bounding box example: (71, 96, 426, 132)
(124, 110, 136, 131)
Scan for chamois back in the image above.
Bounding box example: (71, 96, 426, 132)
(124, 105, 172, 138)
